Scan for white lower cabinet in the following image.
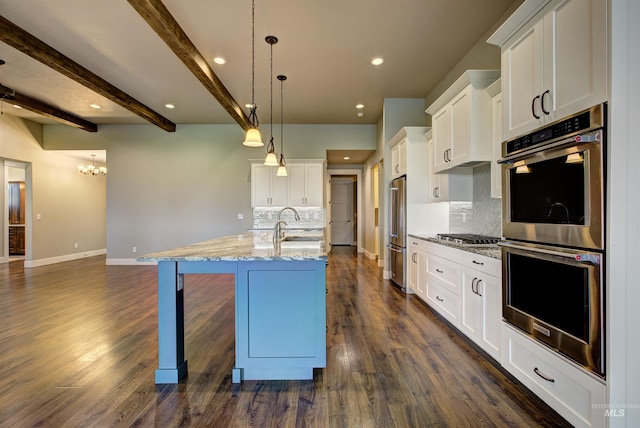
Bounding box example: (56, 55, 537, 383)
(408, 239, 427, 297)
(502, 323, 606, 428)
(459, 252, 502, 363)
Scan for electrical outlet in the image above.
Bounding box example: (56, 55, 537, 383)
(237, 213, 244, 220)
(462, 213, 467, 223)
(74, 243, 78, 248)
(132, 247, 137, 253)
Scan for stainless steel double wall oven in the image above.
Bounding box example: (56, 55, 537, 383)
(498, 104, 606, 377)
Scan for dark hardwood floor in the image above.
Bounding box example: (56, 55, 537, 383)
(0, 247, 570, 427)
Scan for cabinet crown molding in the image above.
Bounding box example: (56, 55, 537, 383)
(387, 126, 430, 148)
(486, 0, 548, 47)
(425, 70, 500, 115)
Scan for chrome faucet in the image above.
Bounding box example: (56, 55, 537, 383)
(273, 207, 301, 245)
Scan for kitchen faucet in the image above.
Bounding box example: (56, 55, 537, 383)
(273, 207, 301, 245)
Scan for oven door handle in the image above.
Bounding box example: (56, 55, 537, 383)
(498, 241, 601, 266)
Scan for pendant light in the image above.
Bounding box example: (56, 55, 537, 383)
(242, 0, 263, 147)
(264, 36, 279, 166)
(276, 75, 288, 177)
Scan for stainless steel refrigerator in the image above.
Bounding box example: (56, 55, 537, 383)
(388, 176, 406, 291)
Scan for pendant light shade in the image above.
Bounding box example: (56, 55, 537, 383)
(243, 128, 263, 147)
(264, 36, 279, 165)
(276, 74, 288, 177)
(242, 0, 263, 147)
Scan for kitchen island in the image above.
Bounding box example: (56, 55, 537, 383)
(138, 231, 328, 384)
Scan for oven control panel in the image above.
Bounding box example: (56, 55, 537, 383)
(504, 104, 605, 157)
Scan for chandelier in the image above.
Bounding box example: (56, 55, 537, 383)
(78, 154, 107, 176)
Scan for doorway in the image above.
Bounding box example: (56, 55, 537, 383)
(330, 177, 355, 246)
(3, 161, 29, 262)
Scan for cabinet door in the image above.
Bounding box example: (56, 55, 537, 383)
(304, 163, 324, 207)
(491, 92, 503, 199)
(252, 164, 288, 207)
(478, 273, 502, 363)
(416, 250, 427, 297)
(543, 0, 607, 123)
(460, 268, 481, 341)
(252, 164, 272, 207)
(408, 247, 419, 294)
(450, 86, 471, 166)
(288, 164, 306, 206)
(428, 139, 449, 202)
(398, 140, 407, 176)
(501, 14, 545, 140)
(391, 144, 400, 178)
(432, 106, 451, 172)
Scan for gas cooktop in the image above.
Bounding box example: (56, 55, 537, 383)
(435, 233, 500, 246)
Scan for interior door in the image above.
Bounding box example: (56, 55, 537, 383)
(330, 179, 352, 246)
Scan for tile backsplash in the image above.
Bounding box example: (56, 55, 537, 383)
(253, 207, 326, 229)
(449, 163, 502, 237)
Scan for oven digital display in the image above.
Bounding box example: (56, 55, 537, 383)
(506, 110, 592, 154)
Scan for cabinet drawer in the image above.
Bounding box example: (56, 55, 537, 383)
(424, 241, 461, 262)
(502, 324, 606, 428)
(426, 253, 460, 293)
(426, 278, 460, 328)
(459, 251, 501, 278)
(408, 237, 429, 253)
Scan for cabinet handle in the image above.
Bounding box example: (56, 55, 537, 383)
(435, 187, 440, 198)
(532, 95, 541, 119)
(436, 268, 444, 274)
(476, 279, 483, 297)
(472, 260, 484, 266)
(541, 90, 550, 115)
(534, 367, 555, 383)
(436, 295, 444, 302)
(471, 278, 477, 294)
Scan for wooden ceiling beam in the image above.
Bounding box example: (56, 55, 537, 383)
(1, 85, 97, 132)
(127, 0, 252, 131)
(0, 15, 176, 132)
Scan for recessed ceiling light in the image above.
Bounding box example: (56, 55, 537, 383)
(13, 104, 22, 109)
(165, 103, 175, 109)
(355, 104, 364, 109)
(371, 57, 384, 66)
(245, 103, 254, 108)
(357, 112, 364, 117)
(90, 103, 101, 109)
(213, 57, 226, 65)
(343, 156, 350, 160)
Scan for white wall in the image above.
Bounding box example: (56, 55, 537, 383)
(0, 115, 106, 264)
(43, 123, 376, 261)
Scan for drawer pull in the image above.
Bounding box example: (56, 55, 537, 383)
(534, 367, 555, 383)
(472, 260, 484, 266)
(436, 296, 444, 302)
(436, 268, 444, 274)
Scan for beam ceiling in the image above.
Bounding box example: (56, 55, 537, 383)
(126, 0, 252, 131)
(0, 15, 176, 132)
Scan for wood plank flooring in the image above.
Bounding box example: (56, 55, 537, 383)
(0, 248, 571, 427)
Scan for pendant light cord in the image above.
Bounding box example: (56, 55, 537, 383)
(248, 0, 258, 127)
(280, 77, 284, 154)
(270, 41, 273, 142)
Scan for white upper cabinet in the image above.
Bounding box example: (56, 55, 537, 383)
(489, 0, 607, 140)
(426, 70, 500, 174)
(288, 162, 324, 207)
(251, 164, 288, 207)
(390, 137, 408, 180)
(251, 160, 325, 208)
(486, 78, 503, 199)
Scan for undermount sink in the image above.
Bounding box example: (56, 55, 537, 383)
(281, 236, 322, 242)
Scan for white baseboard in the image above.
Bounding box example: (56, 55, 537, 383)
(24, 249, 106, 268)
(0, 256, 9, 264)
(106, 258, 157, 266)
(362, 248, 377, 260)
(383, 269, 391, 280)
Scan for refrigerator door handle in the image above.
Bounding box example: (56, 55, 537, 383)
(389, 187, 399, 238)
(387, 244, 404, 253)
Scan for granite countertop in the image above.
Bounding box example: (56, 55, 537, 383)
(138, 230, 327, 262)
(409, 233, 501, 260)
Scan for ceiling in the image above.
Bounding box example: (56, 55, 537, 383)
(0, 0, 518, 163)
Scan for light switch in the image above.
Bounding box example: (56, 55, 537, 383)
(237, 213, 244, 220)
(36, 213, 41, 220)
